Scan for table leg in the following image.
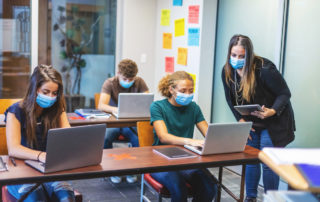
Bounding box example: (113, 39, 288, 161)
(240, 165, 246, 202)
(0, 184, 2, 201)
(18, 183, 41, 202)
(217, 166, 223, 202)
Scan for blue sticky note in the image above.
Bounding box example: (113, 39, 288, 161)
(173, 0, 183, 6)
(188, 28, 200, 46)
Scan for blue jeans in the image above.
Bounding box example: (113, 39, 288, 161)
(104, 127, 139, 149)
(246, 129, 279, 198)
(150, 169, 217, 202)
(7, 181, 75, 202)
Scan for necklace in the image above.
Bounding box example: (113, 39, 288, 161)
(234, 71, 243, 106)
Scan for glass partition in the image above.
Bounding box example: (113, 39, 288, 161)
(0, 0, 31, 98)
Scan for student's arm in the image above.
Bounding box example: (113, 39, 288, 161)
(59, 111, 71, 128)
(97, 93, 118, 114)
(153, 120, 204, 147)
(6, 112, 46, 162)
(196, 120, 208, 137)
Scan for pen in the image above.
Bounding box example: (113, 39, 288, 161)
(10, 157, 16, 167)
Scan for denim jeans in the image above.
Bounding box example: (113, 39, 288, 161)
(104, 127, 139, 149)
(7, 181, 75, 202)
(246, 129, 279, 198)
(150, 169, 217, 202)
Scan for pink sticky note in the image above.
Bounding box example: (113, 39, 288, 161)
(165, 57, 174, 73)
(188, 5, 199, 24)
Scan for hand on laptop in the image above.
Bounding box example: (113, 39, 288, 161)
(39, 152, 47, 163)
(187, 139, 204, 147)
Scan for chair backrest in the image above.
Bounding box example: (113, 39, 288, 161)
(137, 121, 154, 147)
(94, 93, 100, 109)
(0, 99, 22, 155)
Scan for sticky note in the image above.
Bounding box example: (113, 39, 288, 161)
(163, 33, 172, 49)
(160, 9, 171, 26)
(177, 47, 188, 66)
(165, 57, 174, 73)
(175, 18, 185, 37)
(173, 0, 183, 6)
(188, 28, 200, 46)
(188, 5, 200, 24)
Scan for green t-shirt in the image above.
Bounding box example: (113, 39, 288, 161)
(150, 99, 205, 145)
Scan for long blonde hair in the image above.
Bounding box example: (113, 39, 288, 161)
(158, 71, 194, 98)
(224, 34, 263, 102)
(21, 65, 66, 148)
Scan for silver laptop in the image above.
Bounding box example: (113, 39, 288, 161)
(25, 124, 106, 173)
(113, 93, 154, 119)
(184, 122, 252, 155)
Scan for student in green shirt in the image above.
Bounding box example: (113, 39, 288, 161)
(150, 71, 217, 202)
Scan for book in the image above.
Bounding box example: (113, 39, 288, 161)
(262, 147, 320, 165)
(153, 147, 197, 159)
(296, 164, 320, 188)
(75, 109, 110, 119)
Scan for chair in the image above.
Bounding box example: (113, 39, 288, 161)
(94, 93, 129, 143)
(0, 99, 82, 202)
(137, 121, 193, 202)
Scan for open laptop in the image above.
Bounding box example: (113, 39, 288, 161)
(25, 124, 106, 173)
(184, 122, 252, 155)
(112, 93, 154, 119)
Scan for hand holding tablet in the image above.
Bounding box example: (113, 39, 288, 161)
(234, 104, 263, 116)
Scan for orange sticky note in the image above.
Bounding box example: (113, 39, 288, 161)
(177, 47, 188, 66)
(174, 18, 185, 37)
(163, 33, 172, 49)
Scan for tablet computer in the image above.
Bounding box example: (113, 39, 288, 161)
(234, 104, 263, 116)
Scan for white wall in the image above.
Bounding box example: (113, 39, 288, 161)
(117, 0, 157, 93)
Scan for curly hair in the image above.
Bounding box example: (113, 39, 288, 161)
(118, 59, 138, 78)
(158, 71, 194, 98)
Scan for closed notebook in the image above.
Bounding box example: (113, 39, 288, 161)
(153, 147, 197, 159)
(75, 109, 110, 118)
(295, 164, 320, 188)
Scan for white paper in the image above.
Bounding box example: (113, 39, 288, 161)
(263, 147, 320, 165)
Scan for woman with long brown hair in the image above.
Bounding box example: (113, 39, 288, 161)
(5, 65, 75, 201)
(222, 34, 295, 202)
(150, 71, 217, 202)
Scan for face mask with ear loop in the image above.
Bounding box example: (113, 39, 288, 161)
(174, 91, 194, 106)
(230, 56, 245, 70)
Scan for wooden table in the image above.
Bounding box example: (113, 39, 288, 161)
(0, 145, 260, 200)
(0, 113, 150, 128)
(259, 151, 320, 193)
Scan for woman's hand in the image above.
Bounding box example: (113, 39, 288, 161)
(39, 152, 47, 163)
(251, 105, 276, 119)
(186, 139, 204, 147)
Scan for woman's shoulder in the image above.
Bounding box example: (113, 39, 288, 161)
(4, 101, 24, 122)
(255, 57, 277, 70)
(151, 99, 167, 108)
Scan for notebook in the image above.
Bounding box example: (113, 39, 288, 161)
(75, 108, 110, 119)
(295, 164, 320, 188)
(25, 124, 106, 173)
(184, 122, 252, 155)
(153, 147, 197, 159)
(112, 93, 154, 119)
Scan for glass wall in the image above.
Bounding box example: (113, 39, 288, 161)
(48, 0, 117, 111)
(0, 0, 31, 98)
(211, 0, 284, 123)
(283, 0, 320, 148)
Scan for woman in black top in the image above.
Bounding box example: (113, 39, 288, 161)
(221, 35, 295, 202)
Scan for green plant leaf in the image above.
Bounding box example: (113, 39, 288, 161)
(60, 51, 67, 59)
(79, 59, 86, 68)
(53, 24, 59, 31)
(73, 46, 81, 54)
(58, 6, 65, 12)
(66, 29, 75, 38)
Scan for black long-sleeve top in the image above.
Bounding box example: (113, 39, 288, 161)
(222, 57, 295, 147)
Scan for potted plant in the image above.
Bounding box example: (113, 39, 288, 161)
(53, 5, 101, 112)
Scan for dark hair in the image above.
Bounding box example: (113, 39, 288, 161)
(21, 65, 65, 147)
(224, 34, 262, 102)
(158, 71, 194, 98)
(118, 59, 138, 78)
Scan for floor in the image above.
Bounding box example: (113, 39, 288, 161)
(70, 167, 265, 202)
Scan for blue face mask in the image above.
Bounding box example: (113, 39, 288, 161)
(36, 93, 57, 108)
(175, 92, 194, 106)
(230, 56, 245, 69)
(119, 79, 134, 89)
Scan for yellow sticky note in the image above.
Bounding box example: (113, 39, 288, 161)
(188, 72, 196, 89)
(174, 18, 185, 37)
(177, 47, 188, 66)
(163, 33, 172, 49)
(161, 9, 171, 26)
